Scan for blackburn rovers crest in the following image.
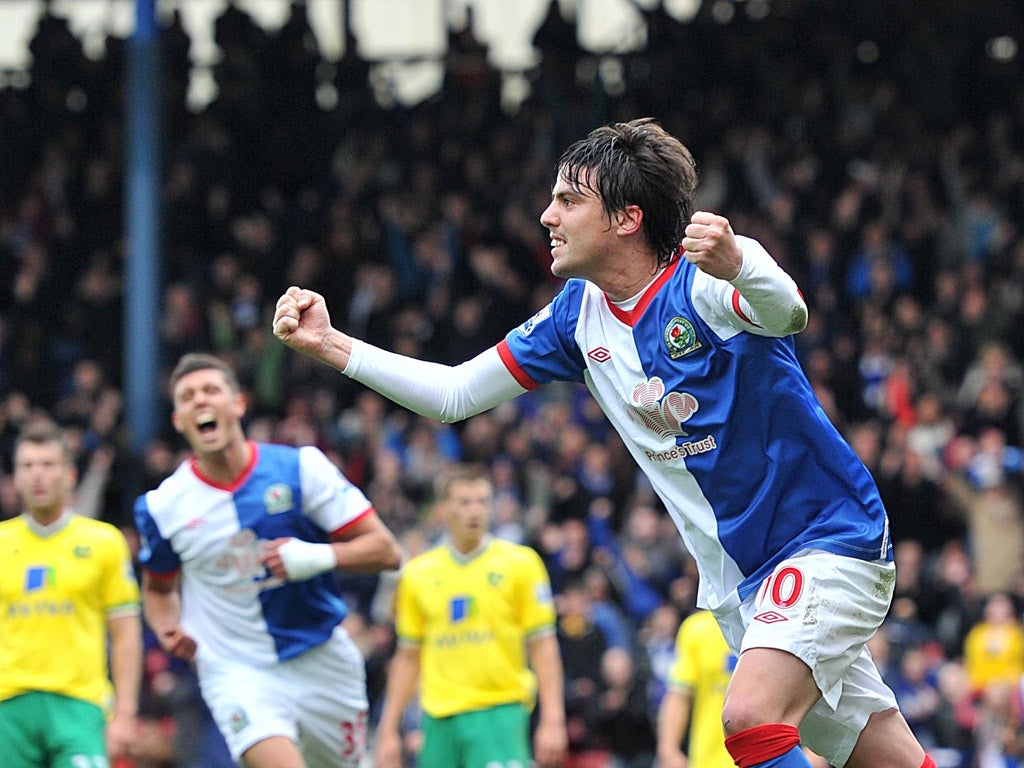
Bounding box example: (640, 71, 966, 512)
(664, 316, 701, 359)
(264, 483, 294, 514)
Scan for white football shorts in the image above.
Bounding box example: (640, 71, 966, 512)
(714, 550, 899, 768)
(198, 624, 369, 768)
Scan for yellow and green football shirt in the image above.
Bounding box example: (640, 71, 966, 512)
(667, 609, 737, 768)
(0, 513, 140, 709)
(395, 536, 555, 718)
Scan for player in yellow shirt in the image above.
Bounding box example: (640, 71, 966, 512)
(375, 463, 567, 768)
(657, 609, 737, 768)
(0, 419, 142, 768)
(658, 610, 830, 768)
(963, 591, 1024, 694)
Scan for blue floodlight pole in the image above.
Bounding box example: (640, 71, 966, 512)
(124, 0, 161, 456)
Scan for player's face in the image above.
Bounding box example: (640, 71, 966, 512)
(540, 169, 618, 282)
(443, 478, 492, 553)
(171, 368, 246, 455)
(14, 441, 75, 521)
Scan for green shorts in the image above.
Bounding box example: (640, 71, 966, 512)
(418, 702, 530, 768)
(0, 691, 108, 768)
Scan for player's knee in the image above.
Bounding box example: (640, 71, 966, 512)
(721, 695, 769, 736)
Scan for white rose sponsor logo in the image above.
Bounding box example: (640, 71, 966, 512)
(627, 376, 717, 462)
(628, 376, 698, 438)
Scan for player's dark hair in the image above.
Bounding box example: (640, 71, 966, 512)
(14, 419, 73, 464)
(169, 352, 241, 395)
(555, 117, 697, 269)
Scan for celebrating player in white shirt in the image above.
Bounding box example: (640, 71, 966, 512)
(135, 352, 402, 768)
(272, 118, 933, 768)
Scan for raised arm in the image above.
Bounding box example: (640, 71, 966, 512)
(273, 286, 526, 422)
(683, 212, 807, 337)
(273, 286, 357, 371)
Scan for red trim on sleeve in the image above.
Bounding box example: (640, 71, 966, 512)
(605, 257, 681, 327)
(330, 506, 375, 538)
(731, 288, 761, 328)
(497, 339, 541, 391)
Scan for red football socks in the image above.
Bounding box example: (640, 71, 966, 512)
(724, 723, 810, 768)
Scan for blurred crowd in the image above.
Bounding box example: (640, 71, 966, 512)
(1, 1, 1024, 766)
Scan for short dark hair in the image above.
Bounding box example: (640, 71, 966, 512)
(169, 353, 241, 396)
(555, 118, 697, 268)
(14, 419, 73, 464)
(434, 463, 491, 502)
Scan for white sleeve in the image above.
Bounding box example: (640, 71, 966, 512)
(693, 235, 807, 338)
(344, 342, 527, 423)
(298, 446, 372, 531)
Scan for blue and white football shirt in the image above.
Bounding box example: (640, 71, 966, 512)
(499, 239, 890, 612)
(135, 442, 373, 666)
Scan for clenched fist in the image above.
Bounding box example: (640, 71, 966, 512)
(680, 211, 743, 281)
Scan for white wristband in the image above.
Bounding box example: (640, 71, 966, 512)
(277, 539, 337, 581)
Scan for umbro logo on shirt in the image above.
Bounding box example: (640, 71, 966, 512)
(587, 346, 611, 363)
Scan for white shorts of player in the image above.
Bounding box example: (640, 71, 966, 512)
(198, 624, 369, 768)
(714, 550, 898, 768)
